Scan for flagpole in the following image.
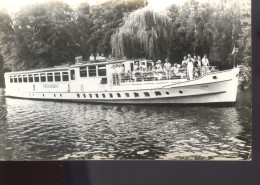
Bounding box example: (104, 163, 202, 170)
(233, 52, 235, 68)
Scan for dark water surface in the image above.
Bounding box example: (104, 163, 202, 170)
(0, 89, 251, 160)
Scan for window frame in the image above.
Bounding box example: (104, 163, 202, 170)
(34, 74, 40, 82)
(54, 72, 61, 82)
(23, 74, 28, 83)
(62, 71, 69, 81)
(88, 65, 97, 77)
(47, 73, 54, 82)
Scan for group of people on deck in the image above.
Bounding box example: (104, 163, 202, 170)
(89, 53, 106, 61)
(132, 54, 210, 80)
(181, 54, 210, 80)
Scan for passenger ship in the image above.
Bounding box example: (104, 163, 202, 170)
(4, 57, 239, 104)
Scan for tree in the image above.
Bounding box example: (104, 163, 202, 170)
(111, 7, 172, 61)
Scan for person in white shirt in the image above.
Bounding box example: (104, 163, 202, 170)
(202, 54, 209, 66)
(163, 58, 171, 79)
(133, 62, 138, 71)
(89, 53, 95, 61)
(96, 53, 101, 60)
(186, 54, 194, 80)
(156, 60, 163, 71)
(100, 53, 106, 60)
(202, 54, 210, 74)
(171, 63, 179, 76)
(140, 62, 147, 71)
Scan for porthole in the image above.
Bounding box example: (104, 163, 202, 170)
(89, 94, 92, 98)
(109, 93, 113, 98)
(102, 94, 105, 98)
(83, 94, 86, 98)
(95, 94, 99, 98)
(166, 92, 170, 95)
(42, 94, 44, 97)
(155, 91, 162, 96)
(213, 76, 217, 79)
(144, 92, 150, 97)
(179, 90, 183, 94)
(134, 92, 139, 97)
(54, 94, 56, 97)
(117, 93, 121, 98)
(77, 94, 80, 98)
(60, 94, 62, 97)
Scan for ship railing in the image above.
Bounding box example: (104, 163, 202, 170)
(111, 66, 218, 85)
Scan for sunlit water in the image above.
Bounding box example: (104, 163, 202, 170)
(0, 89, 251, 160)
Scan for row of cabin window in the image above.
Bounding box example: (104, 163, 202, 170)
(86, 91, 162, 98)
(80, 65, 106, 77)
(9, 72, 69, 83)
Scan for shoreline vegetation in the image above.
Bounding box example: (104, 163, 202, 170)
(0, 0, 251, 89)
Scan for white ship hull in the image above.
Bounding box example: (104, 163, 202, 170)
(4, 67, 239, 104)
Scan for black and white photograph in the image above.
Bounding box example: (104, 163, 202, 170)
(0, 0, 251, 160)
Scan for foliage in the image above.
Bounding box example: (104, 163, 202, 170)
(111, 7, 171, 60)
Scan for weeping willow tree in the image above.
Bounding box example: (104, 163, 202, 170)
(111, 7, 172, 61)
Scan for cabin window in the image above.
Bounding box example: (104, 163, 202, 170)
(28, 74, 33, 82)
(98, 65, 106, 76)
(155, 91, 162, 96)
(47, 73, 53, 82)
(80, 67, 87, 77)
(125, 93, 130, 97)
(102, 94, 105, 98)
(18, 75, 23, 83)
(10, 76, 13, 83)
(70, 70, 75, 80)
(144, 92, 150, 97)
(40, 73, 46, 82)
(89, 94, 92, 98)
(134, 92, 139, 97)
(13, 76, 17, 83)
(23, 75, 28, 83)
(54, 72, 61, 82)
(109, 93, 113, 98)
(62, 72, 69, 81)
(117, 93, 121, 98)
(34, 74, 40, 82)
(88, 66, 97, 77)
(95, 94, 99, 98)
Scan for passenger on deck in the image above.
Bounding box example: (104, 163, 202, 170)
(164, 58, 171, 79)
(89, 53, 95, 61)
(156, 60, 163, 72)
(96, 53, 101, 60)
(109, 64, 116, 85)
(171, 63, 179, 76)
(134, 62, 139, 71)
(194, 56, 202, 77)
(202, 54, 210, 75)
(182, 56, 187, 67)
(186, 54, 194, 80)
(140, 62, 147, 71)
(100, 53, 106, 60)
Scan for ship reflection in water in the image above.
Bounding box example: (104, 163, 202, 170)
(0, 90, 251, 160)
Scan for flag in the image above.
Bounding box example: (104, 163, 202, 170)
(232, 46, 239, 55)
